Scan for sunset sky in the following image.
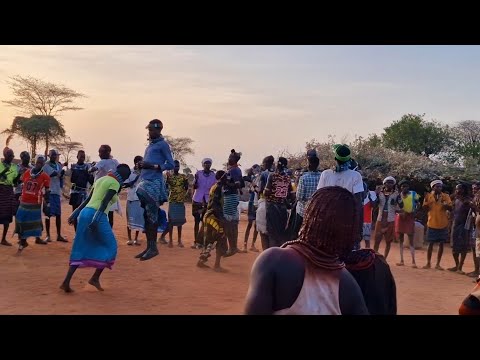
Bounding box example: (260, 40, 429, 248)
(1, 45, 479, 172)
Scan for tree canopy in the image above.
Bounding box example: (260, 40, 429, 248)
(164, 136, 194, 167)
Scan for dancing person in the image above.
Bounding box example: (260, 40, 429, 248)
(469, 181, 480, 278)
(223, 149, 244, 257)
(42, 149, 67, 242)
(15, 155, 51, 251)
(244, 187, 368, 315)
(342, 248, 397, 315)
(89, 145, 120, 228)
(256, 155, 275, 250)
(191, 158, 216, 249)
(69, 150, 93, 231)
(13, 151, 32, 215)
(362, 182, 378, 249)
(197, 171, 229, 271)
(264, 157, 295, 248)
(395, 179, 420, 267)
(448, 183, 473, 274)
(294, 156, 321, 240)
(242, 165, 260, 252)
(373, 176, 399, 260)
(125, 156, 144, 246)
(422, 180, 453, 270)
(0, 147, 18, 246)
(60, 164, 131, 293)
(164, 160, 188, 248)
(135, 119, 175, 261)
(317, 144, 364, 249)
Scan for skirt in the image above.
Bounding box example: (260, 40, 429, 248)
(256, 198, 268, 234)
(397, 212, 415, 235)
(426, 227, 448, 243)
(223, 194, 239, 222)
(203, 214, 228, 256)
(69, 207, 117, 269)
(69, 191, 88, 208)
(43, 194, 61, 217)
(266, 201, 289, 247)
(136, 178, 168, 225)
(168, 202, 186, 226)
(15, 203, 43, 239)
(452, 222, 471, 254)
(363, 223, 372, 240)
(126, 200, 145, 231)
(0, 184, 15, 224)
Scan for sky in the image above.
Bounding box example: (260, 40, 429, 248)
(1, 45, 480, 172)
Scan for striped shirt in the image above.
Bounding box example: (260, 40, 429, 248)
(296, 171, 321, 217)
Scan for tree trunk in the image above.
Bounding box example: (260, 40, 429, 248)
(45, 135, 49, 157)
(32, 136, 37, 159)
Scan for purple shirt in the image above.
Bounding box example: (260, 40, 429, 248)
(192, 170, 216, 203)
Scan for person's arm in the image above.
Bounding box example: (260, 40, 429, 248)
(88, 189, 117, 231)
(193, 172, 199, 190)
(263, 173, 273, 198)
(352, 174, 365, 239)
(442, 194, 453, 211)
(422, 194, 431, 211)
(68, 189, 94, 225)
(244, 251, 276, 315)
(338, 270, 369, 315)
(211, 185, 224, 220)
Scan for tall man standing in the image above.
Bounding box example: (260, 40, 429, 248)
(42, 149, 67, 243)
(135, 119, 175, 261)
(422, 180, 453, 270)
(0, 147, 18, 246)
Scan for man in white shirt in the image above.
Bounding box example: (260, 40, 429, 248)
(317, 144, 364, 248)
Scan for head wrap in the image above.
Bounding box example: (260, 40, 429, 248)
(430, 179, 443, 188)
(202, 158, 212, 166)
(333, 144, 351, 162)
(383, 176, 396, 185)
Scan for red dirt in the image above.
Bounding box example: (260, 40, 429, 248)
(0, 201, 475, 314)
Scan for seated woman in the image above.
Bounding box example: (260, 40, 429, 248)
(60, 164, 131, 293)
(244, 186, 368, 315)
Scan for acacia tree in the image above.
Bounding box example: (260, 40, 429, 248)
(164, 136, 194, 167)
(451, 120, 480, 162)
(2, 115, 65, 158)
(2, 75, 86, 155)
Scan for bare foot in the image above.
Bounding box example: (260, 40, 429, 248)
(60, 283, 74, 293)
(448, 267, 458, 272)
(396, 262, 404, 266)
(178, 242, 184, 248)
(88, 278, 104, 291)
(422, 264, 431, 269)
(435, 265, 444, 271)
(197, 260, 209, 268)
(250, 246, 260, 253)
(214, 266, 228, 273)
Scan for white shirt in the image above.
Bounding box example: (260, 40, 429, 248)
(94, 158, 119, 182)
(317, 169, 364, 195)
(126, 170, 141, 202)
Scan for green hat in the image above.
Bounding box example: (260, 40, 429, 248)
(333, 144, 351, 162)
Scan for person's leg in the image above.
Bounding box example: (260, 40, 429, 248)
(373, 222, 382, 253)
(458, 251, 468, 274)
(139, 221, 159, 261)
(127, 226, 133, 245)
(88, 268, 105, 291)
(45, 217, 51, 240)
(243, 220, 253, 252)
(72, 205, 79, 232)
(177, 226, 184, 247)
(450, 252, 460, 272)
(384, 226, 393, 260)
(60, 265, 79, 293)
(468, 247, 480, 277)
(436, 242, 445, 270)
(1, 224, 11, 246)
(423, 242, 434, 269)
(397, 233, 405, 266)
(260, 233, 269, 251)
(168, 224, 174, 248)
(408, 234, 416, 267)
(159, 227, 169, 244)
(251, 223, 259, 251)
(108, 211, 114, 228)
(56, 215, 67, 242)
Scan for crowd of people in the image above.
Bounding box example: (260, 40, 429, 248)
(1, 119, 479, 314)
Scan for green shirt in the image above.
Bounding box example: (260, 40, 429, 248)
(0, 162, 19, 186)
(86, 176, 120, 214)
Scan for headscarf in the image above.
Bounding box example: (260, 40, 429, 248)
(202, 158, 213, 166)
(333, 144, 351, 162)
(430, 179, 443, 188)
(383, 176, 396, 185)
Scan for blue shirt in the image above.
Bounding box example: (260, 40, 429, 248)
(140, 137, 175, 181)
(296, 170, 321, 217)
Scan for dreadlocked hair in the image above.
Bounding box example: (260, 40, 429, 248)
(284, 186, 359, 258)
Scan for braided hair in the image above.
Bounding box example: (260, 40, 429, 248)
(284, 186, 359, 257)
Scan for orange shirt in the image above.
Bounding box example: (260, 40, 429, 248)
(20, 170, 51, 204)
(423, 191, 452, 229)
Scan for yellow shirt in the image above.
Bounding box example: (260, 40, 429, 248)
(423, 192, 452, 229)
(401, 191, 420, 213)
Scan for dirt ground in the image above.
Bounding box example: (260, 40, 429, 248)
(0, 201, 476, 315)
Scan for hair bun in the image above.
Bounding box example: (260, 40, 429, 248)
(231, 149, 236, 154)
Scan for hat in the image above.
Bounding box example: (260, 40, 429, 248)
(430, 180, 443, 188)
(146, 119, 163, 129)
(202, 158, 212, 165)
(333, 144, 351, 162)
(383, 176, 396, 185)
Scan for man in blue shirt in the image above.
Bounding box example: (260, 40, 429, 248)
(135, 119, 175, 261)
